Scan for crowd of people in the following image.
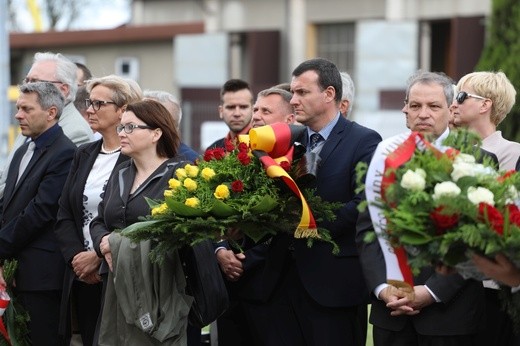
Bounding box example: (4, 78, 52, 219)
(0, 50, 518, 346)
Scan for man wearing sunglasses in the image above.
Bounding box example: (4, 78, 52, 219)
(0, 52, 93, 198)
(453, 71, 520, 171)
(453, 71, 520, 346)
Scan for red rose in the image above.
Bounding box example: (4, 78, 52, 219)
(507, 204, 520, 227)
(279, 160, 291, 172)
(430, 206, 459, 235)
(224, 139, 235, 152)
(445, 148, 460, 160)
(237, 151, 251, 165)
(478, 203, 504, 235)
(231, 180, 244, 193)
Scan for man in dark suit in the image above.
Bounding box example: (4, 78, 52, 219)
(0, 82, 76, 345)
(244, 58, 382, 345)
(206, 79, 253, 150)
(357, 71, 485, 346)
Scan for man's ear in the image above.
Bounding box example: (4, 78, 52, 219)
(324, 86, 336, 103)
(60, 83, 70, 100)
(218, 105, 224, 119)
(47, 106, 58, 121)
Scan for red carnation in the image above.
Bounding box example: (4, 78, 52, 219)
(231, 180, 244, 193)
(225, 139, 235, 152)
(507, 204, 520, 227)
(478, 203, 504, 235)
(498, 170, 516, 183)
(430, 206, 459, 235)
(279, 160, 291, 172)
(203, 149, 214, 161)
(237, 151, 251, 165)
(212, 147, 226, 160)
(237, 142, 249, 153)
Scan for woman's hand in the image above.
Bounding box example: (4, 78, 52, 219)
(100, 235, 113, 272)
(72, 251, 102, 280)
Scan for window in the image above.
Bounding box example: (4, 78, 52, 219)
(316, 23, 355, 76)
(115, 57, 140, 81)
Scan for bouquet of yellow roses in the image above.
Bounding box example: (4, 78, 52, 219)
(122, 123, 338, 263)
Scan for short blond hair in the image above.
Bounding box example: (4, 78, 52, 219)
(457, 71, 516, 125)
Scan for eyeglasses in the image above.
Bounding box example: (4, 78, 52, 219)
(456, 91, 487, 104)
(85, 99, 117, 111)
(23, 77, 63, 85)
(116, 123, 154, 134)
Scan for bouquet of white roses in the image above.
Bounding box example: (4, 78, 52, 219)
(361, 130, 520, 276)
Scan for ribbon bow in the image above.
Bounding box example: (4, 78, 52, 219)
(248, 123, 320, 238)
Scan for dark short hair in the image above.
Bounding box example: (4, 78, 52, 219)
(292, 58, 342, 102)
(20, 81, 65, 119)
(126, 100, 180, 158)
(75, 62, 93, 83)
(220, 79, 251, 103)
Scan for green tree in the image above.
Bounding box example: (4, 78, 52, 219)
(477, 0, 520, 142)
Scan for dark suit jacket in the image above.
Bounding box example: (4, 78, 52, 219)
(54, 140, 129, 335)
(356, 203, 485, 335)
(257, 117, 382, 307)
(0, 125, 75, 291)
(55, 140, 129, 265)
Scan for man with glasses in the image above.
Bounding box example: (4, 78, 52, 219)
(357, 71, 486, 346)
(0, 52, 93, 198)
(453, 71, 520, 171)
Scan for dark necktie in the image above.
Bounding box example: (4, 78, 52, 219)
(17, 141, 35, 184)
(309, 133, 323, 151)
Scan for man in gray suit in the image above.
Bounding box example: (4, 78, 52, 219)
(0, 52, 92, 197)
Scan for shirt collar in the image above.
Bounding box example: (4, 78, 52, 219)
(306, 112, 341, 141)
(32, 123, 60, 149)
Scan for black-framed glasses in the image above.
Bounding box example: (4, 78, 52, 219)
(23, 77, 63, 85)
(456, 91, 487, 104)
(85, 99, 117, 111)
(116, 123, 154, 134)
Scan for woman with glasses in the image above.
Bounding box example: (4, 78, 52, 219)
(90, 99, 192, 345)
(54, 75, 142, 346)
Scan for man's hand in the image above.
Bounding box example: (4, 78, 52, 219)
(72, 251, 102, 280)
(472, 253, 520, 287)
(407, 285, 435, 311)
(381, 286, 418, 316)
(216, 249, 245, 281)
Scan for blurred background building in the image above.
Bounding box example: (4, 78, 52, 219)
(3, 0, 491, 157)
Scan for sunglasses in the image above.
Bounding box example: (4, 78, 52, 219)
(456, 91, 487, 104)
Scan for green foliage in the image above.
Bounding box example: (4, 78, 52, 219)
(477, 0, 520, 141)
(0, 260, 30, 346)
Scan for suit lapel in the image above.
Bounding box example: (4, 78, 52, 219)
(318, 117, 350, 166)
